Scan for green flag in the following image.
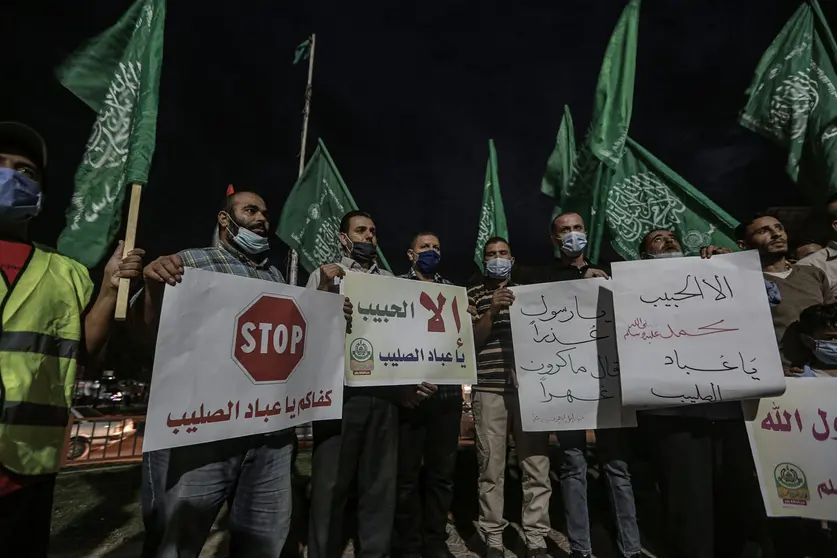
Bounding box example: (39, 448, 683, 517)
(474, 139, 509, 270)
(739, 0, 837, 197)
(589, 0, 639, 167)
(555, 0, 737, 262)
(56, 0, 165, 267)
(294, 38, 311, 65)
(602, 137, 739, 261)
(277, 139, 392, 274)
(541, 105, 577, 200)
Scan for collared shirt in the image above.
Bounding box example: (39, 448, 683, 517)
(798, 240, 837, 299)
(178, 243, 285, 283)
(399, 267, 462, 402)
(467, 279, 516, 393)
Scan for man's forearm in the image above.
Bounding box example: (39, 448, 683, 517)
(84, 288, 117, 358)
(473, 311, 495, 350)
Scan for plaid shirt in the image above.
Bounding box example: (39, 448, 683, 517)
(178, 244, 285, 283)
(400, 267, 463, 402)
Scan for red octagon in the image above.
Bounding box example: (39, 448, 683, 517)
(232, 294, 308, 383)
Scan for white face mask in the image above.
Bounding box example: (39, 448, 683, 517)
(226, 213, 269, 254)
(649, 251, 683, 259)
(560, 231, 588, 256)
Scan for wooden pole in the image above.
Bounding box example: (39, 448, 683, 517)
(114, 183, 142, 321)
(289, 33, 316, 286)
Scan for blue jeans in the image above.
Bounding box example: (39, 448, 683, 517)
(555, 429, 640, 556)
(141, 432, 294, 558)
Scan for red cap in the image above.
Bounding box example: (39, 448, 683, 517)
(226, 184, 235, 196)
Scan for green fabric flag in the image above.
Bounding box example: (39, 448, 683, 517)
(554, 0, 737, 263)
(56, 0, 165, 267)
(277, 139, 392, 274)
(739, 0, 837, 198)
(294, 38, 311, 65)
(541, 105, 577, 200)
(474, 139, 509, 270)
(589, 0, 640, 167)
(601, 137, 739, 261)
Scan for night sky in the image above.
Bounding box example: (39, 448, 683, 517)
(3, 0, 819, 286)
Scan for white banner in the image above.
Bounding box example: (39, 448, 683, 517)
(510, 279, 636, 431)
(342, 273, 477, 387)
(144, 268, 345, 452)
(612, 251, 785, 408)
(745, 379, 837, 521)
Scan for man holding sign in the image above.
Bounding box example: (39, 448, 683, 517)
(305, 210, 404, 558)
(633, 229, 765, 558)
(392, 231, 463, 558)
(468, 237, 552, 558)
(135, 191, 349, 558)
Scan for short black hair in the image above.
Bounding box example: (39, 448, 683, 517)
(221, 191, 262, 215)
(483, 236, 511, 258)
(409, 231, 440, 250)
(340, 210, 373, 234)
(735, 211, 781, 241)
(826, 193, 837, 221)
(799, 303, 837, 336)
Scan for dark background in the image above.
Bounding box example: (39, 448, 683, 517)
(2, 0, 823, 287)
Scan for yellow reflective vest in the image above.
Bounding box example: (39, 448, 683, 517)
(0, 244, 92, 475)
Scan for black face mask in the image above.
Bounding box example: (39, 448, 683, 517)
(350, 241, 377, 264)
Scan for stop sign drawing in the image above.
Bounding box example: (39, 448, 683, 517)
(232, 294, 308, 383)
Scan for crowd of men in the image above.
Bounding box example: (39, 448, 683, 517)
(2, 121, 837, 558)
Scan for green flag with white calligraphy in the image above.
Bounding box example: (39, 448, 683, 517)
(474, 139, 509, 270)
(56, 0, 165, 267)
(552, 0, 738, 262)
(739, 0, 837, 198)
(277, 139, 392, 274)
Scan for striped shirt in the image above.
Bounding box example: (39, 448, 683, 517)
(468, 281, 515, 393)
(400, 267, 462, 402)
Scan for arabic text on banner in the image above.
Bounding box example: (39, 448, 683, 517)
(612, 250, 785, 408)
(745, 379, 837, 521)
(510, 279, 636, 431)
(342, 273, 477, 387)
(144, 268, 345, 453)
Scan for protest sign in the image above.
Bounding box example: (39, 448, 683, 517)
(342, 273, 477, 387)
(510, 279, 636, 431)
(612, 250, 785, 408)
(745, 379, 837, 521)
(144, 268, 345, 452)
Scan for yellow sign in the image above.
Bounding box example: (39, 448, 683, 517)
(342, 272, 477, 387)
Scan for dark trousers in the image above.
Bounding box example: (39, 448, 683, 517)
(309, 394, 398, 558)
(639, 414, 764, 558)
(0, 474, 56, 558)
(392, 396, 462, 558)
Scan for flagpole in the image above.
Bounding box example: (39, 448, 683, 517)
(114, 183, 142, 320)
(289, 33, 316, 286)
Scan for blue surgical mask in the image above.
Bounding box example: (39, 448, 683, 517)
(810, 338, 837, 366)
(226, 213, 269, 255)
(485, 257, 512, 279)
(560, 231, 587, 256)
(414, 250, 440, 275)
(0, 167, 42, 222)
(650, 251, 683, 259)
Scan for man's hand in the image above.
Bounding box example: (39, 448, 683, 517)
(583, 268, 609, 279)
(343, 297, 353, 334)
(417, 382, 438, 400)
(400, 383, 438, 408)
(700, 245, 733, 259)
(785, 366, 805, 377)
(144, 254, 184, 286)
(319, 264, 345, 291)
(104, 241, 145, 291)
(489, 287, 515, 315)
